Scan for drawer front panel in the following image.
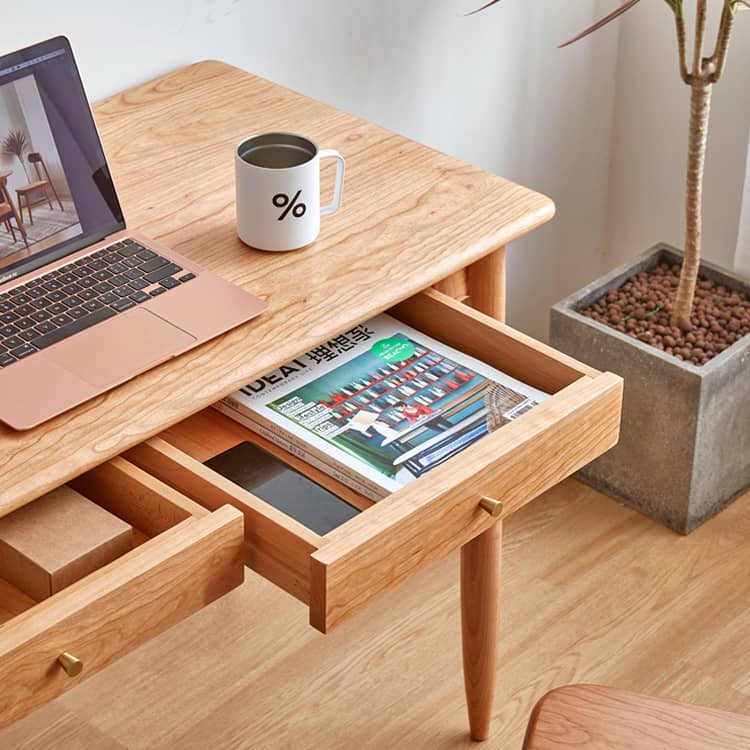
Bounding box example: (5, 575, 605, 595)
(310, 371, 622, 631)
(126, 439, 321, 604)
(0, 505, 243, 729)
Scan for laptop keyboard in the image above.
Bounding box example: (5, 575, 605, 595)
(0, 238, 196, 368)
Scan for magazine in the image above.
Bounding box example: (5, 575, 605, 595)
(215, 314, 549, 499)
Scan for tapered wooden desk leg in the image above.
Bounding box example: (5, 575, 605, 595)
(460, 246, 506, 741)
(461, 520, 502, 741)
(467, 246, 506, 320)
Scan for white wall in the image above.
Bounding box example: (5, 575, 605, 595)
(15, 76, 72, 199)
(4, 0, 621, 340)
(6, 2, 749, 337)
(0, 82, 32, 194)
(606, 2, 750, 275)
(736, 135, 750, 276)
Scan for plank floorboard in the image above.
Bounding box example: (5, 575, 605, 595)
(2, 480, 748, 749)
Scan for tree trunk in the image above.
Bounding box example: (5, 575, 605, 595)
(672, 81, 712, 330)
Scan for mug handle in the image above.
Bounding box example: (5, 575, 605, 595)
(319, 149, 345, 216)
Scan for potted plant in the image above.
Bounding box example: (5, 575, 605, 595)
(1, 129, 31, 181)
(476, 0, 750, 532)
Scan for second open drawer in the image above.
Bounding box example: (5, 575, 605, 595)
(0, 457, 244, 729)
(125, 289, 622, 634)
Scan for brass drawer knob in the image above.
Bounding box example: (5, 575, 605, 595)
(58, 652, 83, 677)
(479, 497, 503, 518)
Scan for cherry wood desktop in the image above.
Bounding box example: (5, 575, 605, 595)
(0, 61, 623, 741)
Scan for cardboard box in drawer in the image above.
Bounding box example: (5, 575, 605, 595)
(0, 486, 133, 600)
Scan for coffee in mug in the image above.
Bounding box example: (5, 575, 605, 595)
(235, 132, 345, 252)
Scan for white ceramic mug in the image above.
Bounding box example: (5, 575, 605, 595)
(235, 132, 345, 252)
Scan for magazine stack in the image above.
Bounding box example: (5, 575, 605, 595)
(215, 314, 548, 501)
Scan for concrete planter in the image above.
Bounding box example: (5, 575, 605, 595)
(550, 244, 750, 534)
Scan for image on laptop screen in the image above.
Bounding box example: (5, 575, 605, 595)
(0, 38, 124, 285)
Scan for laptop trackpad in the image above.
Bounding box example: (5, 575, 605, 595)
(46, 308, 196, 388)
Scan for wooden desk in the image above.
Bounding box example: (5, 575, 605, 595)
(0, 61, 622, 741)
(0, 60, 554, 516)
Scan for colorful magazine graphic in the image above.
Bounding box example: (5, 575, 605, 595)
(268, 332, 529, 481)
(220, 315, 549, 497)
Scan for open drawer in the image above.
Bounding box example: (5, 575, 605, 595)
(0, 457, 244, 729)
(126, 289, 622, 634)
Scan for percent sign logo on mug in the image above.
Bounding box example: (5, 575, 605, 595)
(235, 132, 345, 252)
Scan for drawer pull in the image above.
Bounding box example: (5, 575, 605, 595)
(479, 497, 503, 518)
(58, 652, 83, 677)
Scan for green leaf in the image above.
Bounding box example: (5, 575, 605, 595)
(465, 0, 502, 15)
(558, 0, 642, 48)
(467, 1, 650, 45)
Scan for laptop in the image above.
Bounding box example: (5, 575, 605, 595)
(0, 37, 267, 430)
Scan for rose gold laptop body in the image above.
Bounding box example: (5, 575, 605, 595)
(0, 229, 267, 431)
(0, 37, 266, 430)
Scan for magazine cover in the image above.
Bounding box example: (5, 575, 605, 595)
(212, 402, 388, 500)
(220, 314, 549, 496)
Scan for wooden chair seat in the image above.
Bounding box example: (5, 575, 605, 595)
(524, 685, 750, 750)
(16, 181, 48, 194)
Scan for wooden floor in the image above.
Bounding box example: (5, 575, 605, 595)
(3, 480, 749, 750)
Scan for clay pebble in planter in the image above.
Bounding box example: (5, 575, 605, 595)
(550, 244, 750, 534)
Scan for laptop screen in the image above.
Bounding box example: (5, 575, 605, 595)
(0, 37, 124, 285)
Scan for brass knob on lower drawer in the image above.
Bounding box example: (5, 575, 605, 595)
(479, 497, 503, 518)
(58, 652, 83, 677)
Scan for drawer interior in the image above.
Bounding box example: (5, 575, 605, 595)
(0, 457, 209, 623)
(0, 457, 243, 730)
(390, 290, 599, 394)
(0, 579, 34, 626)
(127, 289, 621, 632)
